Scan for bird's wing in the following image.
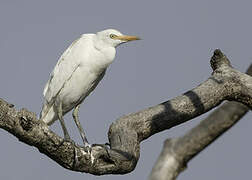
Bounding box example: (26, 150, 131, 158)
(43, 35, 91, 104)
(85, 69, 107, 97)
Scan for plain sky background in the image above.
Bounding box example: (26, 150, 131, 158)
(0, 0, 251, 179)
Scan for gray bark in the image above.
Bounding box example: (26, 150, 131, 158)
(148, 93, 250, 180)
(148, 64, 252, 180)
(0, 49, 251, 175)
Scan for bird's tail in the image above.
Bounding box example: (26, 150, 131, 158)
(40, 102, 58, 125)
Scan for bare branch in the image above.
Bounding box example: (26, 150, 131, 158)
(0, 49, 252, 175)
(148, 64, 252, 180)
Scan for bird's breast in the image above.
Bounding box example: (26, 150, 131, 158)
(82, 46, 116, 74)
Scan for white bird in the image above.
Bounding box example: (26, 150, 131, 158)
(40, 29, 140, 148)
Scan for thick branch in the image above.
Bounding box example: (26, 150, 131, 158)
(148, 65, 252, 180)
(0, 49, 252, 175)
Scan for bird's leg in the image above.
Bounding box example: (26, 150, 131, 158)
(72, 105, 90, 148)
(57, 102, 72, 142)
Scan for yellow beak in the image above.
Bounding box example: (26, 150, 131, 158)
(115, 35, 141, 42)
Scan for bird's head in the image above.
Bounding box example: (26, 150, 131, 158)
(96, 29, 140, 48)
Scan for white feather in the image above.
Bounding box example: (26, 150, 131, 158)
(40, 33, 115, 124)
(40, 29, 139, 127)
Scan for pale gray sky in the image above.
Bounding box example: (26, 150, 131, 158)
(0, 0, 251, 179)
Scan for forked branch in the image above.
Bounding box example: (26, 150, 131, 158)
(148, 66, 252, 180)
(0, 49, 251, 175)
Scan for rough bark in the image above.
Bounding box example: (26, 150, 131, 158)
(148, 65, 252, 180)
(0, 49, 251, 175)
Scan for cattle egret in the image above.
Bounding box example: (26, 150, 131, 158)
(40, 29, 140, 149)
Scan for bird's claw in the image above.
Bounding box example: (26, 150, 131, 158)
(91, 143, 111, 158)
(83, 142, 92, 153)
(81, 143, 110, 154)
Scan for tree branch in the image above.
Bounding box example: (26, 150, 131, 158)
(0, 49, 251, 175)
(148, 65, 252, 180)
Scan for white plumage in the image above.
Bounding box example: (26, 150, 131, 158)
(40, 29, 139, 147)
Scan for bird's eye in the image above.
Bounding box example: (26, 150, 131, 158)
(110, 34, 117, 39)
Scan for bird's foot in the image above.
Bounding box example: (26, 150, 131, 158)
(82, 142, 92, 153)
(78, 143, 111, 164)
(91, 143, 111, 158)
(81, 142, 110, 153)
